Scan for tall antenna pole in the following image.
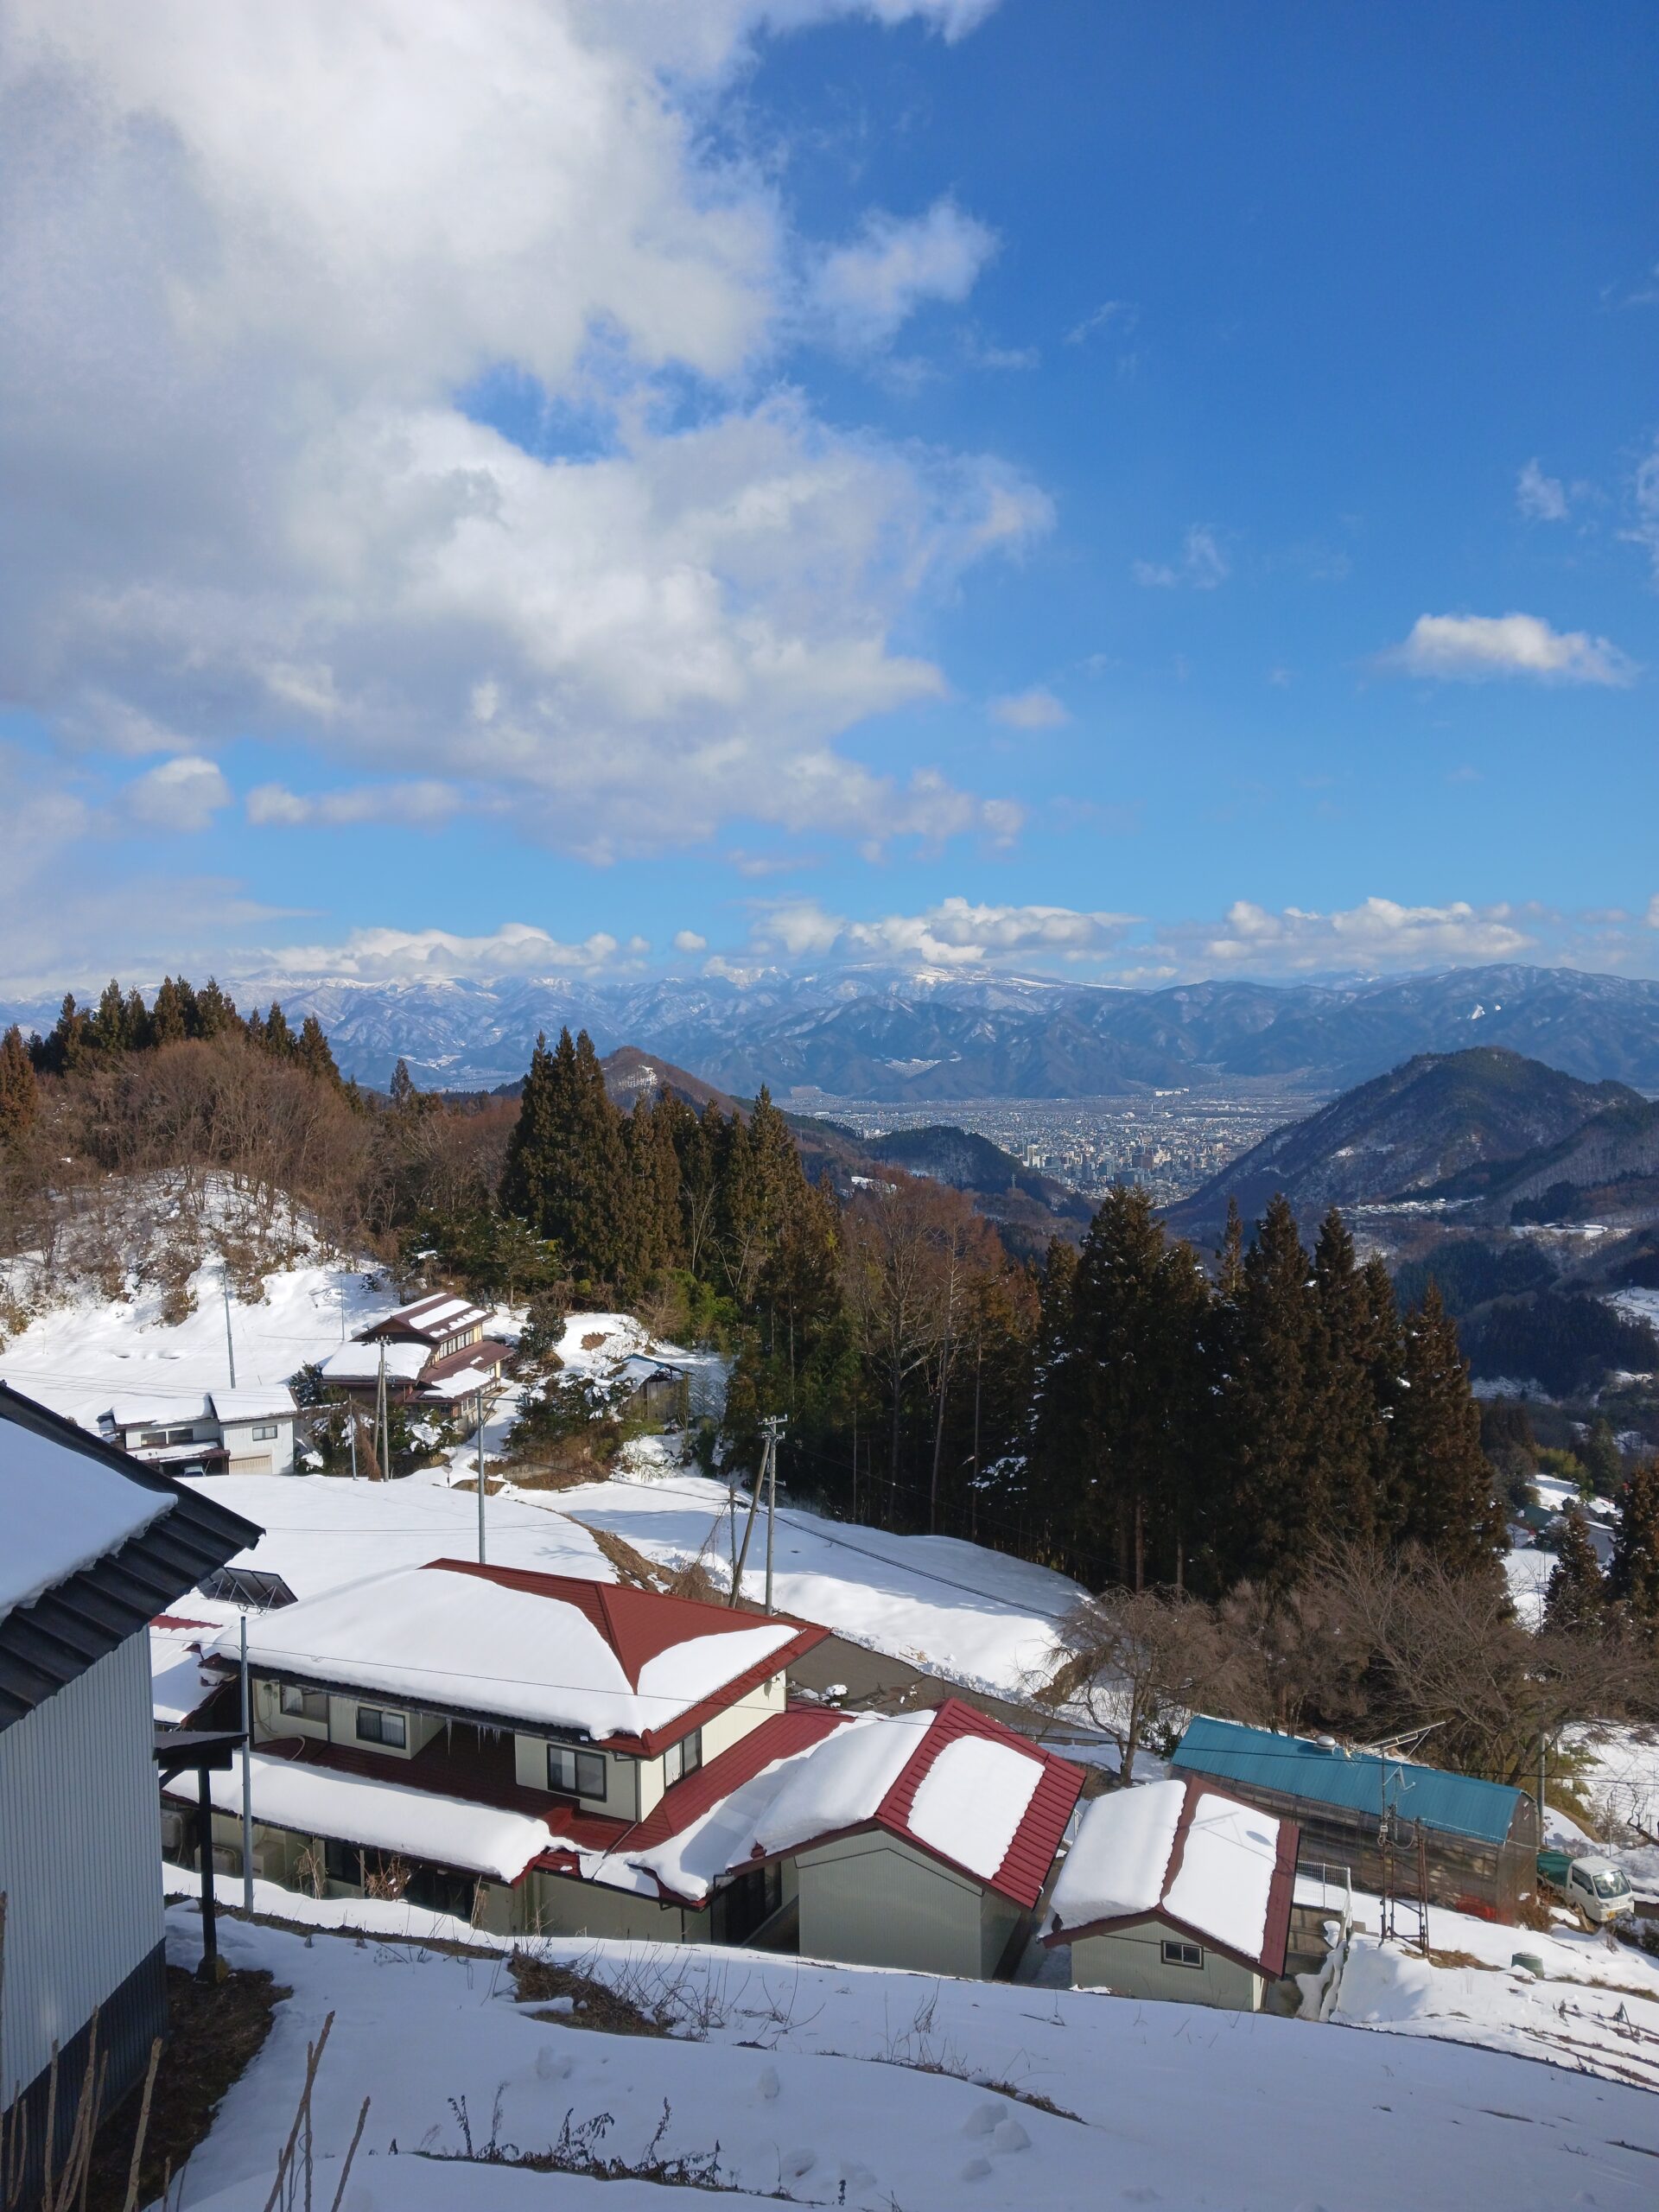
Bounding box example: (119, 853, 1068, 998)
(476, 1385, 486, 1565)
(375, 1339, 388, 1480)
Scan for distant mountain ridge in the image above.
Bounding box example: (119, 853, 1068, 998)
(10, 961, 1659, 1100)
(1165, 1047, 1642, 1238)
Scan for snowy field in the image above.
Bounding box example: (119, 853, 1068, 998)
(159, 1891, 1659, 2210)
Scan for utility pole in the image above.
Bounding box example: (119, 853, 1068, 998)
(348, 1410, 359, 1481)
(238, 1611, 254, 1913)
(222, 1264, 238, 1389)
(728, 1418, 785, 1607)
(374, 1339, 389, 1480)
(476, 1385, 487, 1565)
(1537, 1732, 1548, 1843)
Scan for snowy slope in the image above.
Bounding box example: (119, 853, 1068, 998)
(162, 1898, 1659, 2210)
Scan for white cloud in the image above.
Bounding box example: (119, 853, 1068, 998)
(747, 893, 1135, 969)
(810, 199, 998, 351)
(1065, 299, 1136, 345)
(257, 923, 641, 982)
(0, 2, 1038, 868)
(1132, 525, 1230, 590)
(1627, 436, 1659, 582)
(125, 754, 232, 833)
(988, 687, 1070, 729)
(1185, 896, 1532, 975)
(1516, 459, 1569, 523)
(1647, 895, 1659, 930)
(1380, 612, 1636, 685)
(247, 781, 461, 830)
(672, 928, 708, 952)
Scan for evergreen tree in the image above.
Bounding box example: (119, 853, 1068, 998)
(1543, 1504, 1605, 1634)
(0, 1025, 37, 1147)
(1060, 1184, 1209, 1590)
(296, 1014, 340, 1086)
(150, 976, 189, 1046)
(124, 986, 151, 1049)
(1217, 1195, 1325, 1588)
(259, 1001, 297, 1057)
(91, 979, 131, 1053)
(1386, 1284, 1503, 1573)
(194, 977, 237, 1036)
(1608, 1456, 1659, 1629)
(47, 993, 92, 1075)
(1311, 1210, 1381, 1543)
(1359, 1255, 1408, 1535)
(499, 1028, 632, 1288)
(390, 1057, 419, 1111)
(1581, 1416, 1623, 1501)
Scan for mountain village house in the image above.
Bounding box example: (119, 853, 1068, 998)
(1046, 1775, 1301, 2012)
(162, 1560, 1084, 1977)
(316, 1293, 512, 1409)
(0, 1385, 257, 2200)
(99, 1385, 298, 1478)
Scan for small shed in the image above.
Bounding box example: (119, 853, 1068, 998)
(1172, 1717, 1539, 1923)
(1043, 1776, 1299, 2012)
(615, 1354, 690, 1427)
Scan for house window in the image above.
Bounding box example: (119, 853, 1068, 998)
(356, 1706, 407, 1748)
(663, 1730, 702, 1787)
(252, 1422, 278, 1441)
(279, 1684, 328, 1724)
(324, 1838, 362, 1885)
(1160, 1939, 1204, 1969)
(548, 1745, 607, 1800)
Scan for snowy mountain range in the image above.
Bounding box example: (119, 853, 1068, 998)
(10, 963, 1659, 1100)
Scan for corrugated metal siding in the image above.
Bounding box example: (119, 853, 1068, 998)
(0, 1632, 165, 2104)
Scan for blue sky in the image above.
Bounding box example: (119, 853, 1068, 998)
(2, 0, 1656, 994)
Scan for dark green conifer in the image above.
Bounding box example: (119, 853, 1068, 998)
(1543, 1504, 1605, 1635)
(0, 1026, 37, 1147)
(1386, 1284, 1503, 1573)
(1608, 1456, 1659, 1629)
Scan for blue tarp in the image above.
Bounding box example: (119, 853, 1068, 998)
(1172, 1716, 1523, 1846)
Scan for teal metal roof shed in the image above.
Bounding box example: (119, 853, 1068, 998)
(1171, 1717, 1523, 1847)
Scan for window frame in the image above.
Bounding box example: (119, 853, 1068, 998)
(278, 1683, 328, 1724)
(355, 1704, 407, 1749)
(663, 1728, 702, 1788)
(251, 1422, 279, 1441)
(1160, 1937, 1204, 1970)
(547, 1743, 607, 1801)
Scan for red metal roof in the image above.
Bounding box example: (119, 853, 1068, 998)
(874, 1697, 1086, 1909)
(621, 1706, 851, 1864)
(421, 1559, 829, 1758)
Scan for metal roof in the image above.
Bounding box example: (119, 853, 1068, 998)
(0, 1383, 262, 1733)
(1171, 1716, 1525, 1847)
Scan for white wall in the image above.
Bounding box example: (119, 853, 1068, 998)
(0, 1635, 164, 2102)
(513, 1734, 640, 1820)
(219, 1418, 295, 1477)
(796, 1834, 988, 1979)
(1070, 1920, 1264, 2012)
(699, 1670, 783, 1766)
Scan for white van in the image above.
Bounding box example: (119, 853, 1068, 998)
(1563, 1856, 1636, 1927)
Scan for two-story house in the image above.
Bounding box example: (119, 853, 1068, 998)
(168, 1559, 833, 1943)
(100, 1386, 297, 1477)
(316, 1293, 512, 1408)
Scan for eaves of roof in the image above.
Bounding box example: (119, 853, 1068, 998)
(0, 1383, 262, 1733)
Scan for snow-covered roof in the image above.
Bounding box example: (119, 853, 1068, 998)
(106, 1394, 213, 1431)
(1046, 1776, 1298, 1977)
(318, 1340, 429, 1385)
(1, 1409, 176, 1622)
(166, 1749, 560, 1883)
(364, 1294, 492, 1343)
(214, 1559, 821, 1750)
(211, 1387, 297, 1424)
(641, 1698, 1086, 1910)
(150, 1616, 219, 1723)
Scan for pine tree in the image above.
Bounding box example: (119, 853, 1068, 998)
(1386, 1284, 1503, 1573)
(1359, 1255, 1408, 1534)
(260, 1001, 297, 1057)
(194, 978, 237, 1037)
(91, 979, 130, 1052)
(499, 1028, 632, 1288)
(1543, 1504, 1605, 1635)
(48, 992, 92, 1075)
(0, 1026, 37, 1147)
(1608, 1456, 1659, 1630)
(390, 1057, 418, 1111)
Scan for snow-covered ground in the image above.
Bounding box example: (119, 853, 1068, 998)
(0, 1255, 397, 1427)
(1332, 1886, 1659, 2090)
(9, 1253, 1084, 1694)
(159, 1891, 1659, 2210)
